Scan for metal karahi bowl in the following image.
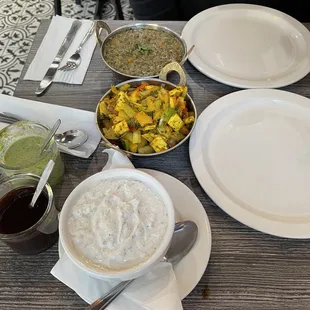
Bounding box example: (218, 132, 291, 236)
(95, 21, 188, 79)
(95, 62, 197, 157)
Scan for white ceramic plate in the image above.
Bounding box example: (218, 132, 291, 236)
(190, 89, 310, 238)
(182, 4, 310, 88)
(59, 168, 212, 301)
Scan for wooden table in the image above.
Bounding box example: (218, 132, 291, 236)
(3, 19, 310, 309)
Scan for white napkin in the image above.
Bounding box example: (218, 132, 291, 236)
(24, 15, 96, 84)
(51, 149, 183, 310)
(0, 94, 101, 158)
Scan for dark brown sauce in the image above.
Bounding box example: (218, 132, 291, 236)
(0, 187, 47, 234)
(0, 186, 58, 255)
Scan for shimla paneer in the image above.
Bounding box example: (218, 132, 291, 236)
(98, 82, 195, 154)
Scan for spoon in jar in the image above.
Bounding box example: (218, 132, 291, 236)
(40, 119, 61, 155)
(86, 220, 198, 310)
(29, 159, 55, 208)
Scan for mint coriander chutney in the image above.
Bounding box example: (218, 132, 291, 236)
(0, 121, 65, 187)
(4, 136, 44, 168)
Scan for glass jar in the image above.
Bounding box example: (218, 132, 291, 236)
(0, 121, 64, 187)
(0, 174, 59, 255)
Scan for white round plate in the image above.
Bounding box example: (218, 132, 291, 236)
(190, 89, 310, 238)
(182, 4, 310, 88)
(59, 168, 212, 301)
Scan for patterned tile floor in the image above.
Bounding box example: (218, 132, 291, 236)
(0, 0, 134, 95)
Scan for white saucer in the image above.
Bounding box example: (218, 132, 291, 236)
(59, 168, 212, 301)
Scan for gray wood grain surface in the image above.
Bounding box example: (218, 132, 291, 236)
(4, 20, 310, 310)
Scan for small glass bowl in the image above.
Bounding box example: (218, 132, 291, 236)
(0, 120, 64, 187)
(0, 173, 59, 255)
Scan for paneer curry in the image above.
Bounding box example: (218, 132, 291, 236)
(98, 83, 195, 154)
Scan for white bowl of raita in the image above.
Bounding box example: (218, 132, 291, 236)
(59, 168, 175, 280)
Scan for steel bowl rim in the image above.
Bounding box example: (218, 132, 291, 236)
(96, 78, 197, 157)
(98, 23, 188, 79)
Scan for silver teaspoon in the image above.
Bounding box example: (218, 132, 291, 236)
(29, 160, 55, 208)
(55, 129, 88, 149)
(40, 119, 61, 155)
(86, 220, 198, 310)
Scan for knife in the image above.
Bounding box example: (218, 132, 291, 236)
(35, 20, 82, 96)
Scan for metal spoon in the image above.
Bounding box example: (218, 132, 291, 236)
(40, 119, 61, 155)
(29, 160, 55, 208)
(55, 129, 88, 149)
(180, 44, 195, 65)
(86, 220, 198, 310)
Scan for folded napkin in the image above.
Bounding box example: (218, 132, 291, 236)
(51, 149, 183, 310)
(24, 15, 96, 84)
(0, 94, 101, 158)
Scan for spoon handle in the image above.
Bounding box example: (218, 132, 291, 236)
(180, 44, 195, 65)
(0, 112, 22, 121)
(40, 119, 61, 155)
(29, 160, 55, 208)
(85, 280, 132, 310)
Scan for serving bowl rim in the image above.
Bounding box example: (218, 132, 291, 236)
(95, 78, 197, 157)
(98, 22, 188, 79)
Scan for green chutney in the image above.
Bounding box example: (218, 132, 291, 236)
(4, 136, 44, 168)
(3, 136, 64, 187)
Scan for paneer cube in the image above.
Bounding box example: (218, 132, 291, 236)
(184, 116, 195, 125)
(112, 120, 129, 136)
(115, 91, 127, 112)
(168, 114, 184, 132)
(150, 135, 168, 153)
(142, 133, 155, 142)
(169, 96, 176, 108)
(146, 96, 156, 111)
(169, 86, 183, 97)
(112, 116, 127, 124)
(134, 112, 153, 127)
(99, 100, 108, 116)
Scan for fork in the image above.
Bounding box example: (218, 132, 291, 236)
(59, 22, 95, 71)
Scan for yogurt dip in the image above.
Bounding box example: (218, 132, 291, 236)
(68, 179, 168, 271)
